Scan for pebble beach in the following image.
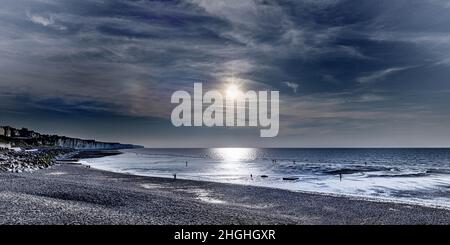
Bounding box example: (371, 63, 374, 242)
(1, 162, 449, 225)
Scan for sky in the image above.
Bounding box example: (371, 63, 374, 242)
(1, 0, 450, 147)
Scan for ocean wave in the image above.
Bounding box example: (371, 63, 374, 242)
(325, 166, 393, 175)
(426, 168, 450, 174)
(366, 171, 429, 178)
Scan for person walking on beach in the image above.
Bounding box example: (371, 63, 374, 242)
(173, 173, 177, 180)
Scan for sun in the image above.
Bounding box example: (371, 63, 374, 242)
(226, 84, 241, 99)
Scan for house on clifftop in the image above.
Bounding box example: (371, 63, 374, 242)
(0, 126, 40, 139)
(0, 126, 16, 137)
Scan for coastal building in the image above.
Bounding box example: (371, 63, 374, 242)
(0, 126, 16, 137)
(17, 128, 40, 139)
(0, 126, 40, 139)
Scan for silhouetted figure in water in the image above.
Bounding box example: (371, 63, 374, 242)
(339, 173, 342, 181)
(186, 161, 188, 167)
(173, 174, 177, 180)
(250, 174, 253, 180)
(364, 162, 367, 166)
(293, 160, 296, 165)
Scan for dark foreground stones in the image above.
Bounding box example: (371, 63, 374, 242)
(0, 148, 73, 173)
(0, 164, 449, 225)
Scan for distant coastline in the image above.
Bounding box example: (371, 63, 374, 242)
(0, 125, 143, 150)
(0, 125, 142, 173)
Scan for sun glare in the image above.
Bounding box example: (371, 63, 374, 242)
(226, 84, 241, 99)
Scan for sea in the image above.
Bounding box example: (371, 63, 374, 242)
(81, 148, 450, 208)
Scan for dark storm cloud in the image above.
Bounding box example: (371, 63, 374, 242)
(1, 0, 450, 146)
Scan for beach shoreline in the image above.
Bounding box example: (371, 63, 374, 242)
(83, 160, 450, 212)
(1, 162, 449, 224)
(81, 148, 450, 211)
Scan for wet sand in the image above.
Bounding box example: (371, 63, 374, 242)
(0, 163, 449, 224)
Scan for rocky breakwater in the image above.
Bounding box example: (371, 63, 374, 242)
(0, 148, 73, 173)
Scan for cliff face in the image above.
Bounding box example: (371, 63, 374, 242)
(56, 137, 138, 150)
(0, 126, 142, 150)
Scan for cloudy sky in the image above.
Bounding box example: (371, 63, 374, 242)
(1, 0, 450, 147)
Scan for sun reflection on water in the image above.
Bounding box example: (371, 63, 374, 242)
(210, 148, 257, 177)
(212, 148, 256, 162)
